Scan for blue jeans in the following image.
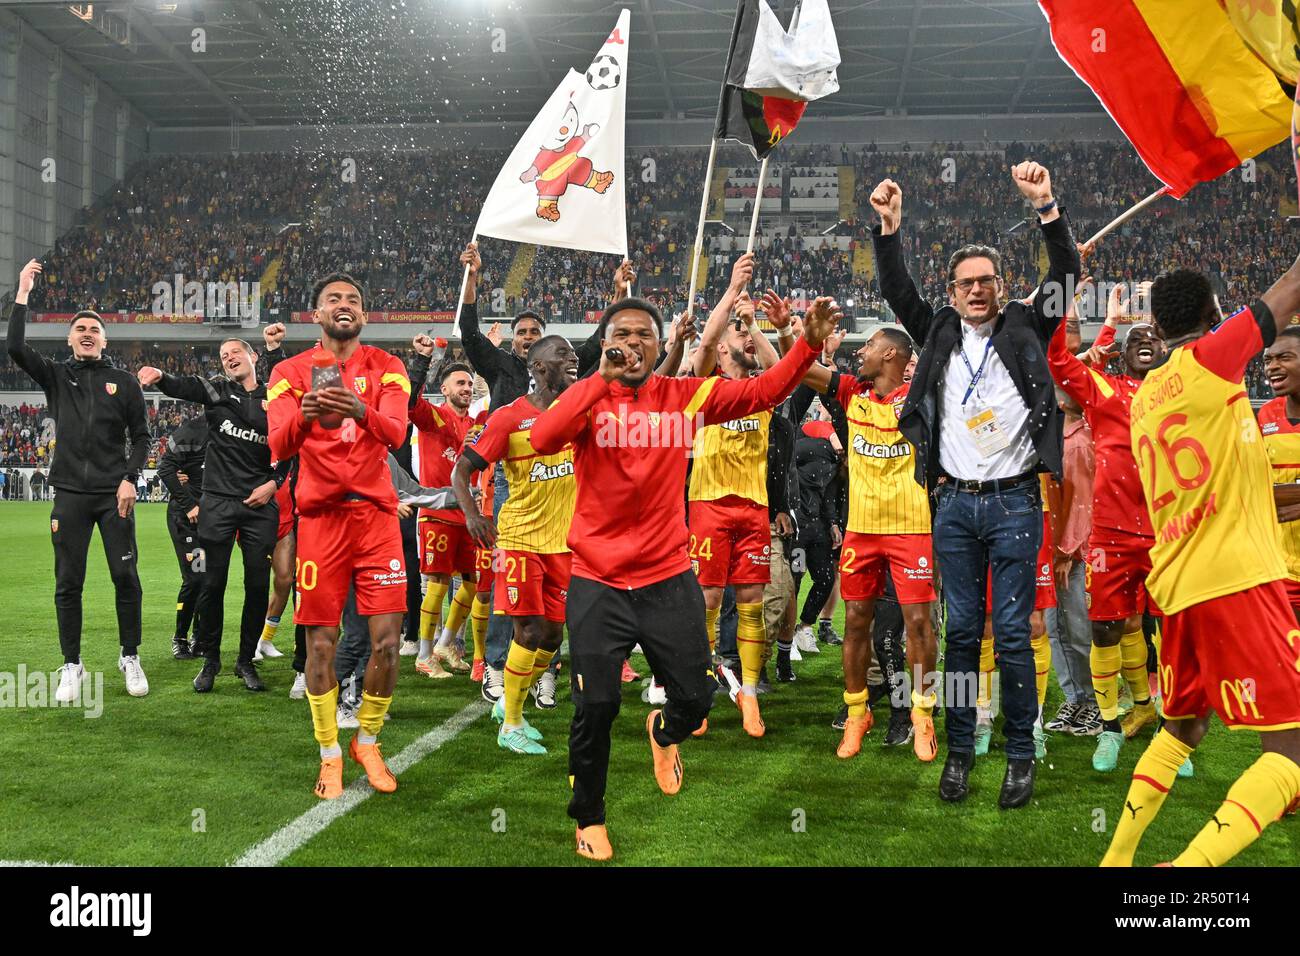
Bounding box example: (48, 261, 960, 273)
(485, 461, 515, 670)
(1045, 559, 1093, 705)
(933, 479, 1041, 761)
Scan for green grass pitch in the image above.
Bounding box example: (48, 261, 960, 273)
(0, 501, 1292, 866)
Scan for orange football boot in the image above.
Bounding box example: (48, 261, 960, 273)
(912, 711, 938, 762)
(575, 824, 613, 861)
(349, 738, 397, 793)
(736, 691, 765, 738)
(691, 718, 708, 738)
(415, 655, 452, 680)
(836, 711, 874, 759)
(314, 755, 344, 800)
(646, 710, 682, 795)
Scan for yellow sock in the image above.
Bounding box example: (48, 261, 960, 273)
(977, 633, 995, 710)
(1173, 752, 1300, 867)
(1119, 627, 1151, 703)
(736, 602, 766, 689)
(1100, 728, 1193, 866)
(445, 580, 475, 637)
(1031, 633, 1051, 710)
(470, 595, 489, 662)
(260, 615, 280, 643)
(705, 605, 720, 655)
(357, 691, 392, 738)
(1091, 643, 1122, 722)
(503, 642, 538, 726)
(531, 646, 557, 686)
(419, 581, 449, 643)
(844, 688, 868, 719)
(911, 688, 936, 717)
(307, 683, 340, 750)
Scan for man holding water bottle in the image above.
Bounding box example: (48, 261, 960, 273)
(267, 273, 413, 800)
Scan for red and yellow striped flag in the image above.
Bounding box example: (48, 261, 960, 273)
(1039, 0, 1295, 198)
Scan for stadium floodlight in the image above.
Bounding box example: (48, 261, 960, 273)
(277, 222, 303, 235)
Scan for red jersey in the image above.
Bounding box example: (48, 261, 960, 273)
(1047, 320, 1152, 538)
(267, 344, 410, 516)
(530, 337, 820, 589)
(410, 396, 472, 525)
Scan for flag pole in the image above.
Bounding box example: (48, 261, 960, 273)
(745, 155, 769, 255)
(1083, 187, 1169, 248)
(452, 229, 479, 330)
(684, 137, 719, 322)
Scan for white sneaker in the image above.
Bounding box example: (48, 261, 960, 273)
(118, 654, 149, 697)
(789, 640, 803, 662)
(55, 661, 84, 703)
(647, 678, 667, 706)
(336, 703, 360, 730)
(794, 625, 820, 655)
(253, 639, 283, 661)
(289, 672, 308, 700)
(480, 664, 504, 703)
(398, 639, 418, 657)
(531, 669, 558, 709)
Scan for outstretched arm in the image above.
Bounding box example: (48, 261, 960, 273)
(5, 260, 54, 391)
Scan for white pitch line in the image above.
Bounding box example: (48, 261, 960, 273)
(231, 699, 489, 867)
(0, 860, 78, 866)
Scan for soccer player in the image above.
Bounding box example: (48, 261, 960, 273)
(255, 321, 293, 663)
(452, 335, 579, 754)
(5, 259, 150, 701)
(688, 256, 781, 737)
(407, 344, 478, 678)
(531, 294, 841, 861)
(1101, 266, 1300, 867)
(267, 273, 411, 799)
(802, 327, 940, 763)
(1047, 284, 1164, 771)
(155, 415, 208, 660)
(1259, 327, 1300, 623)
(139, 339, 286, 693)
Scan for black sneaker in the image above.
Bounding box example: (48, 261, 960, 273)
(233, 660, 266, 692)
(1072, 700, 1103, 736)
(776, 652, 796, 683)
(884, 708, 914, 746)
(818, 620, 843, 646)
(1044, 700, 1079, 733)
(193, 656, 221, 693)
(831, 703, 848, 730)
(171, 635, 195, 660)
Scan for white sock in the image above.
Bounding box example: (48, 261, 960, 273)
(502, 721, 523, 733)
(976, 705, 992, 724)
(436, 626, 453, 648)
(742, 684, 757, 696)
(320, 744, 342, 759)
(418, 639, 432, 657)
(357, 731, 377, 745)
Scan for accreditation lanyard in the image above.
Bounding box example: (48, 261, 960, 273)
(960, 337, 995, 409)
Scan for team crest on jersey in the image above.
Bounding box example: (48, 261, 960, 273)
(507, 586, 519, 605)
(353, 376, 368, 395)
(891, 397, 905, 419)
(105, 383, 117, 395)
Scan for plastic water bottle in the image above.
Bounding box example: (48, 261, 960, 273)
(430, 335, 447, 365)
(311, 351, 344, 430)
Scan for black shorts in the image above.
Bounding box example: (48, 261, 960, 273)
(566, 569, 714, 708)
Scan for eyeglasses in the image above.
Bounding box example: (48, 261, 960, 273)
(949, 275, 1001, 293)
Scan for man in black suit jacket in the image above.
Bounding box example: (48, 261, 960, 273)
(868, 162, 1081, 810)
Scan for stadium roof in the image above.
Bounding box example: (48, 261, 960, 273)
(7, 0, 1102, 127)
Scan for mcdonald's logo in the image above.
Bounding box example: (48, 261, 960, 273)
(1220, 678, 1261, 722)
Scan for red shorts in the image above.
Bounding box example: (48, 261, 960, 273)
(475, 547, 494, 595)
(1285, 578, 1300, 617)
(1085, 532, 1152, 622)
(839, 532, 936, 605)
(275, 483, 294, 541)
(688, 497, 771, 587)
(985, 512, 1056, 612)
(1158, 580, 1300, 730)
(295, 502, 407, 625)
(419, 518, 478, 576)
(493, 550, 572, 622)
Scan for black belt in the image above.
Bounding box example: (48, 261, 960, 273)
(943, 469, 1038, 495)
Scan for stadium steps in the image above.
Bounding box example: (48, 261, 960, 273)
(504, 244, 538, 299)
(838, 165, 856, 221)
(852, 244, 873, 282)
(259, 255, 283, 291)
(708, 167, 730, 220)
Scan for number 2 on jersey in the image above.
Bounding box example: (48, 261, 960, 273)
(1136, 412, 1211, 511)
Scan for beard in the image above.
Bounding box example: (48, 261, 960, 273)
(322, 315, 362, 341)
(730, 347, 758, 372)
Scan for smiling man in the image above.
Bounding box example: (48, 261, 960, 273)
(1258, 327, 1300, 624)
(139, 338, 288, 694)
(5, 258, 150, 703)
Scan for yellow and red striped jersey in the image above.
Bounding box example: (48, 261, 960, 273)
(1257, 396, 1300, 582)
(1129, 304, 1286, 615)
(836, 375, 929, 535)
(689, 372, 769, 506)
(466, 395, 574, 554)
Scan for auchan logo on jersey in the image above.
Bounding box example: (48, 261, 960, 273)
(529, 460, 574, 482)
(718, 418, 761, 433)
(851, 435, 912, 459)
